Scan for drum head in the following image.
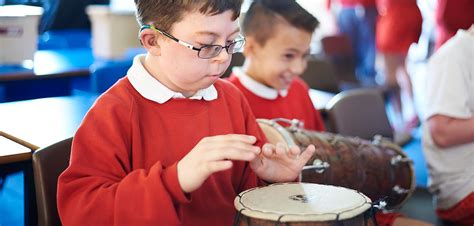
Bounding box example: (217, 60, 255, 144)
(235, 183, 372, 222)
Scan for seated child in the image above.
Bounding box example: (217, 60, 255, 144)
(423, 25, 474, 226)
(230, 1, 432, 226)
(228, 0, 324, 131)
(56, 1, 316, 225)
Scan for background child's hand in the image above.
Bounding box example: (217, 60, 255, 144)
(177, 134, 261, 193)
(250, 143, 315, 183)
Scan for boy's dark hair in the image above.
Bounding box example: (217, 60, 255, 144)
(242, 0, 319, 46)
(135, 0, 243, 32)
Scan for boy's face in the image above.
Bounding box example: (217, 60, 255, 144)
(143, 10, 240, 96)
(244, 22, 312, 90)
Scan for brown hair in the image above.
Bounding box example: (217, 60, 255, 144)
(242, 0, 319, 46)
(135, 0, 243, 32)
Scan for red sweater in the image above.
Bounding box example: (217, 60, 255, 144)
(435, 0, 474, 49)
(57, 78, 266, 226)
(228, 75, 325, 131)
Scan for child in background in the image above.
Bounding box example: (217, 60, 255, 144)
(57, 1, 315, 225)
(228, 0, 325, 131)
(423, 25, 474, 226)
(230, 1, 432, 226)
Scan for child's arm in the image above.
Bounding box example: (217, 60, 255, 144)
(57, 97, 193, 225)
(427, 115, 474, 148)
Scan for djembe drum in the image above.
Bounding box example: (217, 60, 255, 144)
(234, 183, 374, 226)
(257, 118, 415, 210)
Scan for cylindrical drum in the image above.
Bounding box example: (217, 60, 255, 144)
(234, 183, 373, 226)
(257, 118, 415, 210)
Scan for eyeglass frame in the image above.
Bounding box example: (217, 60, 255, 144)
(140, 24, 245, 59)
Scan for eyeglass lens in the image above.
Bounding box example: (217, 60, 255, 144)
(198, 40, 244, 58)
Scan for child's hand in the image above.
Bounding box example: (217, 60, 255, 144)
(250, 143, 315, 183)
(177, 134, 261, 193)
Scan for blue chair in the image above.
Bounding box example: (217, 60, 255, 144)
(88, 60, 132, 94)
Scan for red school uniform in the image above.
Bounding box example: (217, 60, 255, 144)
(435, 0, 474, 50)
(57, 77, 266, 226)
(228, 72, 325, 132)
(376, 0, 422, 54)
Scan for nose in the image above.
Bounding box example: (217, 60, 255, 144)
(211, 47, 232, 64)
(289, 58, 307, 76)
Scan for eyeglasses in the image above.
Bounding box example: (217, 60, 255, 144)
(140, 25, 245, 59)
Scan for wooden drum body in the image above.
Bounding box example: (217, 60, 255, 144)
(234, 183, 373, 226)
(257, 119, 415, 210)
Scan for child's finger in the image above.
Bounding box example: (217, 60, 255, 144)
(206, 160, 233, 174)
(275, 142, 288, 156)
(288, 145, 301, 157)
(210, 141, 261, 155)
(208, 148, 257, 162)
(261, 143, 274, 156)
(298, 145, 316, 164)
(212, 134, 257, 144)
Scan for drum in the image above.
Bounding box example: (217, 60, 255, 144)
(257, 119, 415, 210)
(234, 183, 374, 226)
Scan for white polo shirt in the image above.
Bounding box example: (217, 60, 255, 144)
(232, 67, 288, 99)
(126, 54, 218, 104)
(422, 29, 474, 209)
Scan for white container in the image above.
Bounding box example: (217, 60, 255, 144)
(110, 0, 135, 12)
(0, 5, 43, 65)
(86, 5, 140, 59)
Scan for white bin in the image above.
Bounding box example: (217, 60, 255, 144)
(0, 5, 43, 65)
(86, 5, 140, 59)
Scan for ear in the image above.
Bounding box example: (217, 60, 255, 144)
(242, 36, 260, 59)
(140, 29, 161, 56)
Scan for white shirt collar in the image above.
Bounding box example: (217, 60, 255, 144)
(127, 54, 218, 104)
(232, 67, 288, 100)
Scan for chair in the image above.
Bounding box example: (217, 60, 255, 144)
(300, 58, 340, 93)
(320, 35, 358, 83)
(89, 60, 132, 93)
(32, 137, 73, 226)
(326, 88, 411, 146)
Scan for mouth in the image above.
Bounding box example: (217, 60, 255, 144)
(280, 76, 293, 86)
(208, 72, 224, 79)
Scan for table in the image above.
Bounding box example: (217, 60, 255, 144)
(0, 49, 94, 81)
(0, 49, 94, 102)
(0, 94, 97, 226)
(0, 94, 97, 147)
(0, 48, 144, 102)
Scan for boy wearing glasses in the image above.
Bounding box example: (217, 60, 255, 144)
(57, 0, 316, 225)
(229, 0, 325, 131)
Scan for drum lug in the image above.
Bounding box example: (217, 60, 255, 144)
(372, 135, 383, 145)
(272, 118, 304, 132)
(390, 155, 413, 165)
(302, 159, 330, 173)
(373, 200, 387, 210)
(393, 185, 410, 194)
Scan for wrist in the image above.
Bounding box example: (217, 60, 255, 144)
(177, 160, 191, 193)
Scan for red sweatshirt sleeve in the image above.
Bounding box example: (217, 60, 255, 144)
(57, 94, 190, 226)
